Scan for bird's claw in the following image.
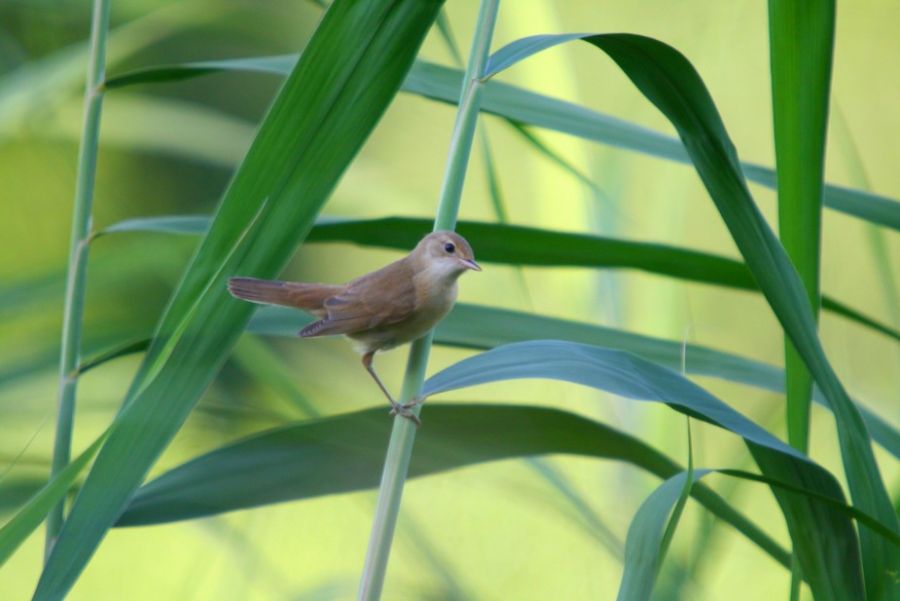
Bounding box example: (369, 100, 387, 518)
(389, 399, 423, 427)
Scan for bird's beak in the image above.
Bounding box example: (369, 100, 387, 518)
(460, 258, 481, 271)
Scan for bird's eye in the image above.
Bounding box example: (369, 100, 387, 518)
(444, 242, 456, 253)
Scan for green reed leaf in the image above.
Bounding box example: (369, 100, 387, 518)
(98, 215, 900, 343)
(480, 33, 897, 600)
(104, 56, 900, 231)
(424, 339, 867, 600)
(117, 404, 788, 572)
(33, 2, 443, 599)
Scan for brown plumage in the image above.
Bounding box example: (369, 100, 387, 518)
(228, 231, 479, 424)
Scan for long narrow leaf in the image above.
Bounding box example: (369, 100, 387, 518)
(117, 388, 898, 595)
(70, 302, 900, 459)
(33, 2, 444, 599)
(424, 340, 869, 600)
(117, 404, 789, 570)
(481, 33, 896, 599)
(0, 433, 106, 568)
(104, 56, 900, 231)
(117, 400, 898, 546)
(768, 0, 834, 458)
(98, 215, 900, 343)
(617, 470, 708, 601)
(769, 5, 836, 593)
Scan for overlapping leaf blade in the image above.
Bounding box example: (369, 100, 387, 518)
(768, 0, 834, 463)
(104, 56, 900, 231)
(97, 214, 900, 342)
(0, 433, 106, 567)
(479, 32, 896, 599)
(423, 340, 866, 600)
(39, 297, 895, 460)
(616, 470, 707, 601)
(768, 5, 836, 594)
(117, 332, 893, 600)
(32, 2, 444, 599)
(118, 404, 789, 569)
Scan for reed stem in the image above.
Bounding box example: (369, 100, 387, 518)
(45, 0, 110, 560)
(356, 1, 500, 599)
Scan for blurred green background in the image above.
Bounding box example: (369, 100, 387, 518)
(1, 1, 897, 599)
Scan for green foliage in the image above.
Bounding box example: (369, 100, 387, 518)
(104, 56, 900, 232)
(33, 2, 443, 599)
(617, 469, 703, 601)
(768, 0, 834, 464)
(2, 2, 896, 601)
(479, 31, 895, 600)
(0, 434, 107, 568)
(116, 404, 783, 570)
(768, 4, 836, 594)
(97, 214, 900, 342)
(424, 339, 872, 599)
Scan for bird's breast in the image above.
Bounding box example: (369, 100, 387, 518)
(347, 269, 459, 354)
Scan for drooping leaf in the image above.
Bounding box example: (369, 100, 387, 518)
(117, 404, 788, 570)
(480, 33, 896, 599)
(423, 340, 866, 601)
(98, 215, 900, 343)
(69, 302, 900, 459)
(616, 469, 708, 601)
(118, 393, 897, 595)
(104, 56, 900, 231)
(33, 2, 444, 599)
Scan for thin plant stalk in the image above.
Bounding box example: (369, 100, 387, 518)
(356, 2, 500, 599)
(45, 0, 110, 559)
(832, 105, 900, 328)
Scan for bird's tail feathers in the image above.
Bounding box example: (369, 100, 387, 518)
(227, 277, 335, 311)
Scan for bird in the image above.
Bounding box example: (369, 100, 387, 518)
(227, 231, 480, 425)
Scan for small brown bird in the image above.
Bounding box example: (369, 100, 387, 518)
(228, 231, 480, 425)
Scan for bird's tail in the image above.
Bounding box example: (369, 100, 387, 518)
(227, 277, 337, 312)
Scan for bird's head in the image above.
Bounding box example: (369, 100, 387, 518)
(413, 231, 481, 279)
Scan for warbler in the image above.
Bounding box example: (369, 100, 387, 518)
(228, 231, 480, 425)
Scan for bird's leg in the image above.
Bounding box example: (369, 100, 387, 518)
(361, 351, 397, 404)
(362, 351, 421, 427)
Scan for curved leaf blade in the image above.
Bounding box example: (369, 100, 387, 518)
(481, 32, 897, 599)
(33, 2, 444, 599)
(104, 56, 900, 231)
(617, 469, 708, 601)
(117, 404, 788, 570)
(67, 301, 900, 460)
(119, 397, 894, 595)
(103, 56, 296, 90)
(423, 340, 865, 600)
(98, 214, 900, 343)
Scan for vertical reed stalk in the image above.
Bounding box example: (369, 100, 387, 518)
(45, 0, 111, 560)
(356, 2, 500, 599)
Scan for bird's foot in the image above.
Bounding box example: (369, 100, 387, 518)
(401, 396, 424, 410)
(389, 400, 422, 427)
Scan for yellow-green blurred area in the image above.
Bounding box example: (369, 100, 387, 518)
(1, 1, 898, 600)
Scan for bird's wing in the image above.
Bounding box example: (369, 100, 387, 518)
(299, 259, 418, 337)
